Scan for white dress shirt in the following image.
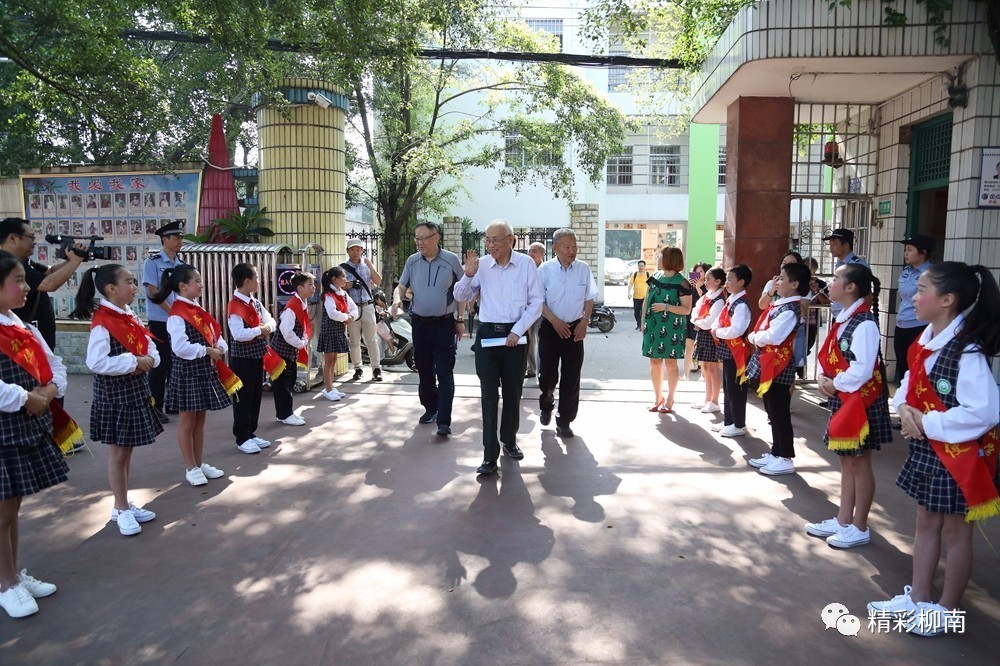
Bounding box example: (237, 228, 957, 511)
(228, 290, 277, 343)
(454, 251, 543, 337)
(167, 296, 229, 360)
(87, 299, 161, 376)
(894, 314, 1000, 444)
(324, 288, 358, 323)
(749, 295, 801, 346)
(829, 298, 880, 392)
(0, 310, 67, 412)
(279, 294, 309, 349)
(693, 289, 725, 331)
(712, 290, 751, 340)
(537, 258, 599, 323)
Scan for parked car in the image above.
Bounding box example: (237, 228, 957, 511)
(604, 257, 630, 285)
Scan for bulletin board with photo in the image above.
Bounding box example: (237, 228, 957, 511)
(21, 170, 202, 319)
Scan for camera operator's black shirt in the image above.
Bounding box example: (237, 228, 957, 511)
(13, 258, 56, 349)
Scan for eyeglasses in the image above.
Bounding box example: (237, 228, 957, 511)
(414, 233, 439, 243)
(18, 233, 36, 241)
(484, 235, 512, 246)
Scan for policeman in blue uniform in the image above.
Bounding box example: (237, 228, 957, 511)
(142, 220, 187, 422)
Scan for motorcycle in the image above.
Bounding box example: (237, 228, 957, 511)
(361, 290, 416, 371)
(589, 302, 616, 334)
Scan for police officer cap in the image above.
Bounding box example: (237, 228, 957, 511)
(155, 220, 186, 237)
(899, 233, 936, 254)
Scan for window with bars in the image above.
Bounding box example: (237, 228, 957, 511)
(608, 50, 628, 91)
(718, 147, 727, 186)
(504, 132, 560, 168)
(650, 145, 681, 186)
(525, 18, 564, 51)
(606, 147, 633, 185)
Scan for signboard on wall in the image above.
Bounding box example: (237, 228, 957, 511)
(978, 147, 1000, 209)
(21, 170, 202, 318)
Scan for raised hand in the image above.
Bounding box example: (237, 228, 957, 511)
(464, 250, 480, 277)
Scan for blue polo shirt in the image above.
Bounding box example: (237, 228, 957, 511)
(897, 261, 931, 328)
(398, 249, 464, 317)
(142, 250, 184, 323)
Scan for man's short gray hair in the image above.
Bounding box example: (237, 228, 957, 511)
(527, 242, 545, 254)
(485, 219, 513, 237)
(552, 228, 576, 243)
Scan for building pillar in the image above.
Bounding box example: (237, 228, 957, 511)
(443, 216, 462, 256)
(688, 123, 721, 266)
(725, 97, 793, 310)
(570, 203, 600, 286)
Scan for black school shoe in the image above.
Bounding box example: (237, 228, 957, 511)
(372, 369, 383, 382)
(476, 460, 498, 476)
(502, 442, 524, 460)
(352, 368, 363, 380)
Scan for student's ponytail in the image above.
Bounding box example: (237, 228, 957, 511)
(959, 265, 1000, 357)
(150, 264, 197, 304)
(70, 264, 124, 319)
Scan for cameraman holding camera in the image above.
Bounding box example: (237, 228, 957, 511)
(0, 217, 87, 349)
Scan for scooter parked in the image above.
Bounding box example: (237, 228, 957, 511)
(589, 302, 616, 333)
(361, 290, 416, 371)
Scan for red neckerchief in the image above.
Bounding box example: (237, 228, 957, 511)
(751, 301, 796, 397)
(169, 300, 243, 396)
(283, 296, 312, 368)
(92, 304, 152, 356)
(228, 296, 287, 380)
(818, 303, 884, 450)
(905, 339, 1000, 522)
(326, 291, 349, 314)
(717, 298, 748, 383)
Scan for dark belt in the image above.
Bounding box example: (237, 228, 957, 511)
(356, 300, 373, 306)
(410, 313, 455, 322)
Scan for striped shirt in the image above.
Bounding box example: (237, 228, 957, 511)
(454, 251, 543, 337)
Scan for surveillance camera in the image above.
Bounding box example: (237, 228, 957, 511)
(307, 91, 333, 109)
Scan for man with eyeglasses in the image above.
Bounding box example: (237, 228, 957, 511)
(0, 217, 86, 350)
(391, 222, 465, 437)
(454, 220, 543, 476)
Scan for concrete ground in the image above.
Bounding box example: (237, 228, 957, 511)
(2, 324, 999, 664)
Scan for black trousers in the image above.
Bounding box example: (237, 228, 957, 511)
(474, 327, 527, 464)
(148, 320, 172, 411)
(411, 316, 457, 427)
(271, 355, 297, 420)
(721, 357, 747, 428)
(230, 355, 264, 445)
(762, 382, 795, 458)
(538, 320, 585, 426)
(894, 325, 926, 384)
(633, 299, 644, 327)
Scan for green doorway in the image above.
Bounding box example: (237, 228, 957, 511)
(907, 114, 952, 262)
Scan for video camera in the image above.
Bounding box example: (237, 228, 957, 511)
(44, 234, 111, 261)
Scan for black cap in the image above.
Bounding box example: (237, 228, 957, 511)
(822, 228, 854, 244)
(155, 220, 186, 237)
(900, 233, 936, 254)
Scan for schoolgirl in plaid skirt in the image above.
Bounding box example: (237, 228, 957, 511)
(691, 268, 726, 414)
(72, 263, 163, 537)
(806, 264, 891, 550)
(149, 265, 229, 487)
(317, 266, 357, 402)
(0, 248, 67, 618)
(868, 262, 1000, 634)
(270, 272, 316, 424)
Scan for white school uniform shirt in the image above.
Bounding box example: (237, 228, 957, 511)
(87, 299, 161, 376)
(537, 258, 599, 323)
(323, 288, 358, 323)
(693, 288, 725, 331)
(712, 290, 751, 340)
(228, 290, 277, 343)
(453, 251, 543, 337)
(829, 298, 879, 393)
(0, 310, 67, 412)
(167, 296, 229, 360)
(748, 295, 801, 347)
(279, 294, 309, 349)
(893, 314, 1000, 444)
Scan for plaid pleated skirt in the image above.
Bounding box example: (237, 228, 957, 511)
(693, 329, 720, 363)
(0, 435, 68, 501)
(165, 355, 232, 413)
(824, 393, 894, 457)
(90, 374, 164, 447)
(895, 438, 1000, 514)
(317, 318, 349, 354)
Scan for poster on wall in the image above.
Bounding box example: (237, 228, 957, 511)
(21, 170, 202, 318)
(979, 147, 1000, 209)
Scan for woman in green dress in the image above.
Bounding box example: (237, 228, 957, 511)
(641, 247, 694, 412)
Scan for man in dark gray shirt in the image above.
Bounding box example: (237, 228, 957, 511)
(391, 222, 465, 436)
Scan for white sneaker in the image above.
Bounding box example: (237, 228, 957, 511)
(17, 570, 56, 598)
(720, 425, 746, 437)
(279, 414, 306, 426)
(759, 456, 795, 476)
(322, 389, 341, 402)
(701, 402, 721, 414)
(0, 584, 38, 618)
(333, 389, 347, 398)
(805, 517, 847, 538)
(251, 437, 271, 449)
(237, 440, 262, 454)
(116, 510, 141, 536)
(711, 422, 728, 432)
(827, 524, 870, 549)
(186, 467, 208, 486)
(690, 400, 706, 410)
(867, 585, 918, 616)
(111, 502, 155, 523)
(200, 463, 224, 479)
(912, 602, 949, 636)
(748, 452, 774, 468)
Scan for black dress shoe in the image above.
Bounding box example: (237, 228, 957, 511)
(525, 371, 536, 378)
(476, 460, 498, 475)
(502, 442, 524, 460)
(352, 368, 363, 380)
(419, 411, 438, 424)
(556, 424, 575, 438)
(372, 369, 383, 382)
(540, 410, 552, 426)
(436, 425, 451, 436)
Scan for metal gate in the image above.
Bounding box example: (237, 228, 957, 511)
(790, 194, 873, 275)
(461, 227, 553, 257)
